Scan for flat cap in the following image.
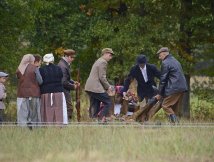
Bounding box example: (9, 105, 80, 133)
(101, 48, 114, 55)
(156, 47, 169, 55)
(0, 72, 9, 77)
(64, 49, 76, 56)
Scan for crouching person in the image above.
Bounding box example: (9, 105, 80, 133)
(85, 48, 114, 122)
(155, 47, 188, 124)
(122, 54, 161, 122)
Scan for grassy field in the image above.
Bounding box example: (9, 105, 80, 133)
(0, 126, 214, 162)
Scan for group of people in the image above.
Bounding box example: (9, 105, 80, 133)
(15, 49, 79, 126)
(0, 46, 187, 125)
(85, 47, 188, 123)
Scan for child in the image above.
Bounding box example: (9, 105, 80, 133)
(0, 72, 9, 123)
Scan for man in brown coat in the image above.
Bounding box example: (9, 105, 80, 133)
(58, 49, 80, 120)
(85, 48, 114, 122)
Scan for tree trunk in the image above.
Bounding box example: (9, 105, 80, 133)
(179, 0, 192, 119)
(181, 75, 190, 118)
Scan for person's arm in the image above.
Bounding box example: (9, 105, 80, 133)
(98, 61, 110, 90)
(0, 85, 5, 99)
(158, 63, 169, 96)
(123, 67, 135, 93)
(60, 66, 76, 90)
(35, 68, 43, 85)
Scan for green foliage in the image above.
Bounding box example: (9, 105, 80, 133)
(0, 0, 214, 120)
(190, 78, 214, 120)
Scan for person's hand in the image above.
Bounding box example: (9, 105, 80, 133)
(74, 81, 80, 87)
(154, 94, 162, 100)
(123, 92, 129, 100)
(107, 86, 115, 96)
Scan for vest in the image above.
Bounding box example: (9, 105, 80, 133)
(17, 64, 40, 97)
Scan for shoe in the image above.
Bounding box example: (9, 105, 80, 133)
(169, 114, 178, 124)
(101, 117, 107, 123)
(27, 122, 33, 130)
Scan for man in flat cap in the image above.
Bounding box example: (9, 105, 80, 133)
(58, 49, 80, 120)
(155, 47, 188, 124)
(85, 48, 114, 122)
(122, 54, 161, 122)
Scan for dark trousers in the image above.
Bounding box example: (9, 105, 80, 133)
(86, 91, 112, 118)
(64, 90, 73, 120)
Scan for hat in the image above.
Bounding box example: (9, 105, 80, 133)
(0, 72, 9, 77)
(64, 49, 76, 56)
(43, 53, 54, 63)
(136, 54, 147, 64)
(101, 48, 114, 55)
(156, 47, 169, 55)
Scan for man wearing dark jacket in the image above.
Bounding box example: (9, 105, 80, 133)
(155, 47, 188, 123)
(122, 54, 161, 121)
(123, 54, 161, 102)
(58, 49, 80, 120)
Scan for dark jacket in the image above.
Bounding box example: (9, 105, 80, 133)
(123, 63, 161, 100)
(39, 63, 63, 94)
(58, 58, 75, 92)
(159, 54, 188, 96)
(16, 64, 40, 98)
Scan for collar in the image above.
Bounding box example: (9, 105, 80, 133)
(139, 64, 147, 71)
(62, 57, 70, 65)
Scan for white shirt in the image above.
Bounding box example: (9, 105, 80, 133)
(140, 64, 148, 83)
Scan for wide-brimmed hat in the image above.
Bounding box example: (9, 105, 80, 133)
(101, 48, 114, 55)
(64, 49, 76, 57)
(0, 72, 9, 77)
(156, 47, 169, 55)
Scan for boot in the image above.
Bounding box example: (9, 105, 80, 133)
(169, 114, 177, 124)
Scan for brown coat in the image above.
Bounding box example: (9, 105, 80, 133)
(85, 57, 110, 93)
(16, 64, 40, 97)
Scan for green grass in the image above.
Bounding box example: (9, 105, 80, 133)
(0, 126, 214, 162)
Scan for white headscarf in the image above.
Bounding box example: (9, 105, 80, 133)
(18, 54, 35, 75)
(43, 53, 54, 65)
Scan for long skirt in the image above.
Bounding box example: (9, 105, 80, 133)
(41, 92, 68, 125)
(17, 97, 41, 126)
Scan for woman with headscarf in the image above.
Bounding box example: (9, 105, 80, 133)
(16, 54, 41, 126)
(39, 53, 68, 125)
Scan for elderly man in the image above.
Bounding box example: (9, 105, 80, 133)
(155, 47, 188, 123)
(58, 49, 80, 120)
(85, 48, 114, 122)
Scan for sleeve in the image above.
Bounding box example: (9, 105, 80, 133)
(0, 85, 6, 99)
(158, 63, 169, 95)
(60, 66, 75, 90)
(98, 61, 110, 90)
(35, 68, 43, 85)
(123, 67, 135, 93)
